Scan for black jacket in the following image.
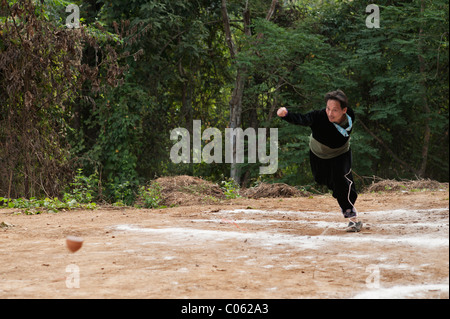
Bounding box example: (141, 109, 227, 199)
(281, 108, 355, 149)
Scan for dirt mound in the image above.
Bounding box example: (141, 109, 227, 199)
(366, 178, 449, 193)
(240, 182, 310, 199)
(152, 176, 311, 205)
(154, 175, 225, 206)
(148, 176, 448, 207)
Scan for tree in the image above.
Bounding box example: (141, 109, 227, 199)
(321, 0, 449, 180)
(221, 0, 279, 184)
(0, 0, 128, 198)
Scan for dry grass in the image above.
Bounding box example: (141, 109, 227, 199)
(365, 178, 449, 193)
(140, 175, 448, 208)
(240, 182, 310, 199)
(153, 175, 225, 206)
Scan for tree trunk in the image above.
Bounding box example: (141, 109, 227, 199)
(221, 0, 247, 184)
(417, 0, 431, 177)
(179, 61, 193, 135)
(221, 0, 278, 184)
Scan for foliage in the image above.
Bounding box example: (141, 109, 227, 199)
(137, 183, 164, 209)
(0, 167, 98, 214)
(74, 82, 148, 205)
(221, 178, 241, 199)
(0, 196, 96, 215)
(237, 0, 448, 185)
(317, 0, 449, 180)
(63, 168, 99, 204)
(0, 0, 130, 199)
(0, 0, 448, 207)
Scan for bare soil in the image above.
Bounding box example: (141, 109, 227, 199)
(0, 179, 448, 299)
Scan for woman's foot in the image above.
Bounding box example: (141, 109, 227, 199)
(346, 219, 363, 232)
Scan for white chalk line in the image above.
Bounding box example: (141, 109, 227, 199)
(112, 207, 448, 254)
(215, 207, 449, 219)
(193, 218, 344, 228)
(213, 207, 449, 232)
(112, 208, 449, 299)
(192, 218, 447, 230)
(352, 281, 449, 299)
(114, 223, 448, 249)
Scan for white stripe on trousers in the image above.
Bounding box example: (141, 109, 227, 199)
(344, 168, 357, 217)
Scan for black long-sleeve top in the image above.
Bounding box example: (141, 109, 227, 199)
(281, 108, 355, 149)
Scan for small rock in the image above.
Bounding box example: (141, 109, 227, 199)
(0, 221, 14, 229)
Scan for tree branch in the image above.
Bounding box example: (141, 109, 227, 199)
(265, 0, 279, 21)
(221, 0, 237, 60)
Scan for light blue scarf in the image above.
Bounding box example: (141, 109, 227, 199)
(333, 114, 352, 137)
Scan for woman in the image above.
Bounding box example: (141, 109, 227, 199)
(277, 90, 362, 232)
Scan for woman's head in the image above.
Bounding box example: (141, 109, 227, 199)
(325, 90, 348, 124)
(325, 90, 348, 110)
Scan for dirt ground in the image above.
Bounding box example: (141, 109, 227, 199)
(0, 186, 448, 299)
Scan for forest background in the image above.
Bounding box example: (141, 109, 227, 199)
(1, 0, 448, 206)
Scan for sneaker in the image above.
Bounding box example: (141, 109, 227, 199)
(346, 221, 362, 233)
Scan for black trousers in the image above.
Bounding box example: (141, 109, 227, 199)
(309, 150, 358, 218)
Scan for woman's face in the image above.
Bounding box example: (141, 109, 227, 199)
(326, 100, 347, 124)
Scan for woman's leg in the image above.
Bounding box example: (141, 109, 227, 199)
(330, 150, 358, 219)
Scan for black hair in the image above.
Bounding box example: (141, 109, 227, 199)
(325, 90, 348, 109)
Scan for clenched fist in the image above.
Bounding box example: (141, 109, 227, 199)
(277, 107, 288, 118)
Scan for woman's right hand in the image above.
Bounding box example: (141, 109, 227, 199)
(277, 107, 288, 118)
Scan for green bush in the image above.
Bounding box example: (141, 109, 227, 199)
(221, 178, 241, 199)
(138, 183, 165, 209)
(63, 168, 100, 204)
(0, 196, 96, 215)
